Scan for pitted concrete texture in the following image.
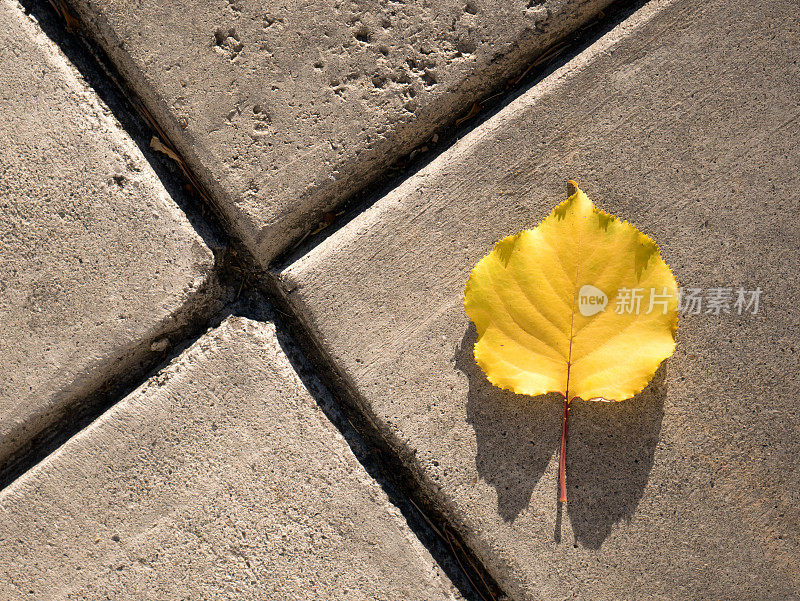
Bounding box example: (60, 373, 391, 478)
(0, 0, 217, 469)
(278, 0, 800, 598)
(0, 316, 462, 600)
(66, 0, 614, 263)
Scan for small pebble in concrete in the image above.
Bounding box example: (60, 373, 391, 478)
(66, 0, 614, 263)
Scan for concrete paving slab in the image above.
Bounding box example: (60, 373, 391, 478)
(65, 0, 614, 264)
(0, 0, 217, 470)
(278, 0, 800, 598)
(0, 316, 462, 600)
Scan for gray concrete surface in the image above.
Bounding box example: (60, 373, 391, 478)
(278, 0, 800, 598)
(0, 0, 218, 470)
(0, 316, 462, 600)
(66, 0, 614, 264)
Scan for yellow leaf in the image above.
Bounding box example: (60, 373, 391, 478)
(463, 182, 678, 501)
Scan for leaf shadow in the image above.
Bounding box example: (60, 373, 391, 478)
(455, 324, 666, 549)
(457, 325, 562, 522)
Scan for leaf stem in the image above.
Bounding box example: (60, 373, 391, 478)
(559, 398, 570, 503)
